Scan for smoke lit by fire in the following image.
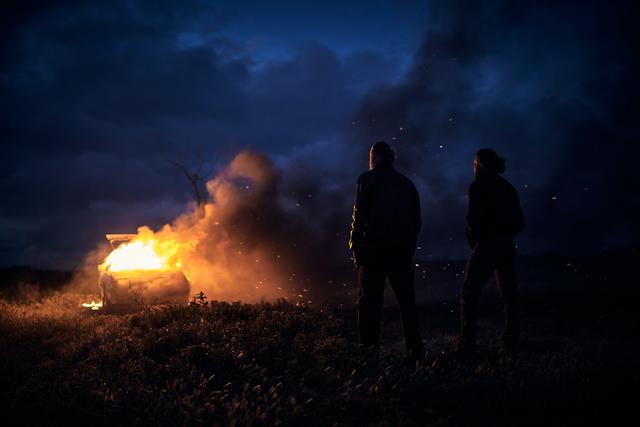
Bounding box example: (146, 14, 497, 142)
(92, 150, 348, 304)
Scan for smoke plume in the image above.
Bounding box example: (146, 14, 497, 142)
(113, 151, 355, 303)
(72, 0, 639, 303)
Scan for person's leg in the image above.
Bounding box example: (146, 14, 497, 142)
(495, 242, 520, 349)
(357, 251, 386, 351)
(387, 250, 423, 357)
(458, 243, 495, 352)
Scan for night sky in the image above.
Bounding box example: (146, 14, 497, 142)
(1, 0, 638, 269)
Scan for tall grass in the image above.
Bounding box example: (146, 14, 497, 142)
(0, 291, 637, 426)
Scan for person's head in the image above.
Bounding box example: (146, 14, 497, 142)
(474, 148, 506, 178)
(369, 141, 395, 170)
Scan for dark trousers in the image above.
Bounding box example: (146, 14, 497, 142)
(459, 239, 520, 348)
(357, 248, 423, 354)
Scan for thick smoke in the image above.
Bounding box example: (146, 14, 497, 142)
(79, 0, 639, 304)
(3, 0, 637, 274)
(24, 0, 635, 307)
(121, 151, 355, 303)
(346, 0, 640, 256)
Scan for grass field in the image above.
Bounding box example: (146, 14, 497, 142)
(1, 252, 638, 426)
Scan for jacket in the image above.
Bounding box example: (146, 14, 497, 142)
(349, 163, 421, 251)
(465, 172, 525, 246)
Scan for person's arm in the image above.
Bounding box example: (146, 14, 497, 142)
(412, 182, 422, 237)
(465, 181, 482, 247)
(349, 175, 369, 254)
(512, 188, 525, 235)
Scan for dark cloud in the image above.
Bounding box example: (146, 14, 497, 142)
(0, 0, 403, 268)
(347, 0, 640, 257)
(1, 0, 638, 273)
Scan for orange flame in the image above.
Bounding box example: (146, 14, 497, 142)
(100, 239, 178, 272)
(82, 301, 103, 310)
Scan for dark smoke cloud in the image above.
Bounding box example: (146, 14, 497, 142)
(346, 0, 640, 257)
(0, 0, 401, 268)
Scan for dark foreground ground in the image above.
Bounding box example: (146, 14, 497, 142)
(1, 251, 639, 426)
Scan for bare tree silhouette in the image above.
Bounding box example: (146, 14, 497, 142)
(166, 158, 207, 207)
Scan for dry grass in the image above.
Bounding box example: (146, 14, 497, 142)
(0, 287, 637, 426)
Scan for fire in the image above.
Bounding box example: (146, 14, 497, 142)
(82, 301, 103, 310)
(84, 234, 190, 311)
(100, 239, 173, 272)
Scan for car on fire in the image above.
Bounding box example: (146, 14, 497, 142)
(99, 234, 190, 310)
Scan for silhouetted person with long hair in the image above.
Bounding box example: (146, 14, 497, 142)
(349, 141, 423, 362)
(457, 148, 525, 355)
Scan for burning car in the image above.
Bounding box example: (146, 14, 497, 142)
(98, 234, 190, 309)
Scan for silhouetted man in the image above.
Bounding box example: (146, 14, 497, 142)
(349, 141, 423, 362)
(457, 148, 525, 355)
